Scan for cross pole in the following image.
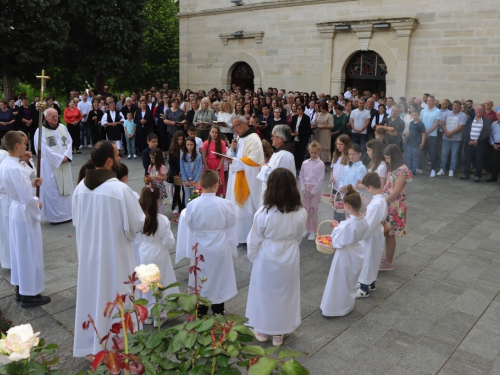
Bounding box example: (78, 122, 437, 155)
(35, 70, 50, 198)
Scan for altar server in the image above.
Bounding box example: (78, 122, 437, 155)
(246, 168, 307, 346)
(73, 141, 144, 357)
(320, 185, 367, 317)
(0, 143, 9, 269)
(34, 108, 73, 224)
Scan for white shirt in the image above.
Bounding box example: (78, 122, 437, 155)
(77, 100, 93, 121)
(350, 109, 370, 134)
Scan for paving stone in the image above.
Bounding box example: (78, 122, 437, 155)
(440, 349, 493, 375)
(396, 343, 450, 375)
(457, 326, 500, 361)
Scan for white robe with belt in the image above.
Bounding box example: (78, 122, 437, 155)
(0, 150, 10, 269)
(246, 206, 307, 335)
(320, 215, 368, 317)
(135, 214, 179, 313)
(226, 133, 264, 243)
(183, 193, 238, 304)
(72, 177, 145, 357)
(256, 150, 296, 207)
(34, 125, 73, 223)
(0, 156, 44, 295)
(358, 194, 387, 285)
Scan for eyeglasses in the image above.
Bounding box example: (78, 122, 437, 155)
(233, 122, 243, 128)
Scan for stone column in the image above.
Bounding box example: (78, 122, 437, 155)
(392, 20, 418, 98)
(317, 26, 336, 95)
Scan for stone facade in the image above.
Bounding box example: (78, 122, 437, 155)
(178, 0, 500, 102)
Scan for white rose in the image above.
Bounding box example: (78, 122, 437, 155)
(135, 264, 161, 284)
(3, 324, 40, 362)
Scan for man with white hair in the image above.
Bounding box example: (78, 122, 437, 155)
(225, 116, 264, 246)
(257, 125, 296, 205)
(34, 108, 73, 224)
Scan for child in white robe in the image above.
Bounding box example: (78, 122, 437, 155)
(0, 131, 49, 307)
(355, 172, 388, 298)
(184, 169, 238, 316)
(0, 144, 10, 269)
(246, 168, 307, 347)
(136, 185, 179, 327)
(320, 184, 368, 317)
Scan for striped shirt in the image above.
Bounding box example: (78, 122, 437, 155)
(470, 118, 483, 141)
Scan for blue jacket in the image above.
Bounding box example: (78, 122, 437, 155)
(180, 152, 202, 182)
(339, 161, 367, 189)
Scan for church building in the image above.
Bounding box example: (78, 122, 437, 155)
(178, 0, 499, 102)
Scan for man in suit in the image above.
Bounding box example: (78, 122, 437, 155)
(460, 105, 492, 182)
(155, 95, 170, 151)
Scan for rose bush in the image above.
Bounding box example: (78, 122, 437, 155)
(0, 324, 40, 362)
(135, 264, 162, 293)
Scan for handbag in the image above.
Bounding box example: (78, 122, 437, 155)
(174, 174, 183, 187)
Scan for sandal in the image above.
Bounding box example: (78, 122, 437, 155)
(250, 329, 268, 343)
(272, 335, 284, 346)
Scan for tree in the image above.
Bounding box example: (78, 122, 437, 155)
(0, 0, 69, 99)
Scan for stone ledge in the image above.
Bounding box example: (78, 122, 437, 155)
(219, 31, 265, 46)
(178, 0, 357, 19)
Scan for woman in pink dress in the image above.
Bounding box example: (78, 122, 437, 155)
(202, 125, 227, 196)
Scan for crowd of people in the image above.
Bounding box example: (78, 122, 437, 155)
(1, 82, 499, 356)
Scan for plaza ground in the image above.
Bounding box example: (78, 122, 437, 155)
(1, 150, 500, 374)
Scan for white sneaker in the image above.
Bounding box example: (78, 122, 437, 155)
(356, 289, 369, 298)
(436, 169, 445, 176)
(144, 318, 153, 325)
(303, 229, 309, 238)
(87, 145, 92, 149)
(307, 231, 316, 241)
(430, 170, 436, 178)
(79, 145, 83, 149)
(127, 155, 131, 159)
(449, 170, 454, 177)
(133, 154, 137, 159)
(173, 207, 179, 216)
(416, 169, 423, 174)
(153, 316, 168, 328)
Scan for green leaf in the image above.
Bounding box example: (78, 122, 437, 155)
(178, 294, 198, 312)
(144, 360, 156, 375)
(151, 354, 178, 370)
(42, 356, 59, 366)
(134, 298, 148, 306)
(226, 330, 238, 342)
(167, 310, 183, 319)
(163, 282, 181, 290)
(171, 330, 188, 352)
(237, 360, 250, 367)
(265, 346, 280, 356)
(196, 295, 212, 306)
(165, 301, 179, 311)
(197, 335, 212, 346)
(0, 362, 23, 375)
(185, 319, 204, 331)
(195, 317, 215, 332)
(217, 355, 230, 368)
(38, 339, 45, 347)
(278, 349, 306, 360)
(217, 367, 242, 375)
(226, 344, 239, 358)
(185, 332, 197, 349)
(224, 314, 248, 324)
(22, 360, 49, 375)
(282, 359, 310, 375)
(145, 330, 165, 349)
(242, 345, 266, 356)
(232, 324, 253, 336)
(248, 357, 280, 375)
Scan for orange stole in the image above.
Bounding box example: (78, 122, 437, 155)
(234, 157, 260, 208)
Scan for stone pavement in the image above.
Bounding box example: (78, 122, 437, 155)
(1, 149, 500, 374)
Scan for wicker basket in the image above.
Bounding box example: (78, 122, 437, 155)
(382, 221, 389, 236)
(320, 192, 333, 205)
(331, 191, 345, 213)
(315, 220, 336, 255)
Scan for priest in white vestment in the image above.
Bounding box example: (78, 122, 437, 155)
(34, 108, 73, 224)
(0, 131, 49, 307)
(225, 116, 265, 244)
(72, 141, 145, 357)
(256, 124, 296, 206)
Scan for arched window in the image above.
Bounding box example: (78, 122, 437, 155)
(346, 51, 387, 78)
(231, 62, 255, 91)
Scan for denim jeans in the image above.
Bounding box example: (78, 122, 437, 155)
(419, 135, 438, 170)
(406, 146, 420, 174)
(79, 121, 91, 146)
(440, 140, 461, 172)
(359, 281, 375, 292)
(351, 132, 367, 152)
(126, 135, 136, 156)
(464, 144, 486, 178)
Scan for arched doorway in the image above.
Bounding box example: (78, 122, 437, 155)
(344, 51, 387, 95)
(231, 62, 254, 92)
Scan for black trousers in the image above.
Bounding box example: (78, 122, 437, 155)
(294, 137, 309, 171)
(464, 143, 486, 178)
(89, 124, 102, 147)
(21, 124, 37, 154)
(172, 184, 185, 212)
(68, 122, 80, 151)
(158, 123, 170, 152)
(489, 146, 500, 180)
(137, 125, 150, 154)
(198, 303, 225, 316)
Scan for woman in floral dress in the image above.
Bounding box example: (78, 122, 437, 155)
(380, 144, 412, 271)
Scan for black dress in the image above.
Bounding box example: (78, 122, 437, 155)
(87, 109, 104, 146)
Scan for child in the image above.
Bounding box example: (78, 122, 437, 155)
(147, 148, 168, 213)
(375, 128, 387, 148)
(187, 125, 203, 153)
(0, 142, 10, 269)
(355, 173, 388, 298)
(180, 136, 202, 206)
(330, 134, 351, 193)
(379, 145, 412, 272)
(124, 112, 137, 159)
(246, 168, 306, 346)
(366, 139, 388, 187)
(142, 133, 159, 176)
(184, 170, 238, 316)
(404, 110, 426, 175)
(136, 186, 179, 327)
(299, 141, 325, 241)
(202, 125, 226, 196)
(320, 185, 368, 317)
(338, 143, 367, 196)
(0, 131, 49, 307)
(168, 131, 186, 218)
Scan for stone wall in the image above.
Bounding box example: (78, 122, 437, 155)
(179, 0, 500, 103)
